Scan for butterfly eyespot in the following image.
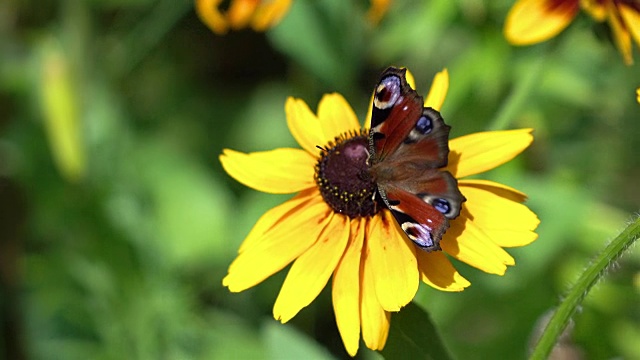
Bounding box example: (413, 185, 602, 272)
(415, 115, 433, 134)
(432, 198, 451, 215)
(373, 75, 401, 110)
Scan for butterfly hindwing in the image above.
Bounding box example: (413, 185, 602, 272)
(379, 185, 448, 251)
(368, 66, 465, 251)
(377, 169, 464, 251)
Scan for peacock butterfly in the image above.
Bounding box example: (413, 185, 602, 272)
(368, 67, 465, 252)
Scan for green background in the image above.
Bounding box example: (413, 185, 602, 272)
(1, 0, 639, 358)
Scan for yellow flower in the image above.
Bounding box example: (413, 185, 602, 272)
(504, 0, 640, 64)
(637, 87, 640, 103)
(195, 0, 293, 34)
(220, 68, 539, 356)
(196, 0, 392, 34)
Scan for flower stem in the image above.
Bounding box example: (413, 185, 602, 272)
(529, 216, 640, 360)
(487, 47, 547, 131)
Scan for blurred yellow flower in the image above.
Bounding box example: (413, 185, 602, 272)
(504, 0, 640, 64)
(195, 0, 292, 34)
(196, 0, 393, 35)
(220, 68, 539, 356)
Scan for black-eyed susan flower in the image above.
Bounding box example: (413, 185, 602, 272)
(220, 68, 539, 356)
(195, 0, 292, 34)
(504, 0, 640, 64)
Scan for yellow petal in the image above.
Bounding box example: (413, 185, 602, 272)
(405, 68, 416, 89)
(252, 0, 293, 31)
(581, 0, 606, 21)
(620, 4, 640, 50)
(364, 92, 374, 130)
(367, 211, 419, 311)
(360, 233, 390, 350)
(637, 87, 640, 104)
(367, 0, 391, 25)
(285, 97, 325, 155)
(239, 188, 321, 253)
(195, 0, 228, 34)
(332, 219, 365, 357)
(442, 210, 515, 275)
(223, 200, 331, 292)
(317, 93, 361, 143)
(423, 69, 449, 112)
(460, 185, 539, 248)
(447, 129, 533, 178)
(417, 250, 470, 292)
(227, 0, 258, 30)
(458, 179, 528, 203)
(608, 2, 633, 65)
(273, 213, 350, 322)
(504, 0, 579, 45)
(220, 148, 316, 194)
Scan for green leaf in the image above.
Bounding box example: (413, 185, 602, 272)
(264, 322, 336, 360)
(380, 302, 453, 360)
(267, 0, 360, 91)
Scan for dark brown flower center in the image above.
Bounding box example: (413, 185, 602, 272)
(315, 130, 378, 218)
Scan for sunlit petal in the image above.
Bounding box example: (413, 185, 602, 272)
(239, 188, 320, 253)
(620, 4, 640, 48)
(220, 148, 316, 193)
(332, 219, 365, 357)
(360, 230, 390, 350)
(461, 185, 539, 248)
(367, 0, 391, 24)
(582, 0, 607, 21)
(251, 0, 293, 31)
(607, 2, 633, 65)
(367, 211, 419, 311)
(195, 0, 228, 34)
(286, 97, 325, 155)
(447, 129, 533, 178)
(443, 210, 515, 275)
(318, 93, 361, 141)
(227, 0, 258, 30)
(405, 68, 416, 89)
(459, 179, 528, 203)
(274, 213, 350, 322)
(504, 0, 579, 45)
(423, 69, 449, 111)
(417, 251, 470, 292)
(222, 201, 331, 292)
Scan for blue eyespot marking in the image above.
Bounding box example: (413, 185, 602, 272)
(416, 115, 433, 134)
(432, 198, 450, 214)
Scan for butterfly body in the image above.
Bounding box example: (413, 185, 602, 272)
(368, 67, 465, 251)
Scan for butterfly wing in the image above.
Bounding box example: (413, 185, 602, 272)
(377, 169, 464, 251)
(368, 67, 465, 251)
(369, 68, 449, 168)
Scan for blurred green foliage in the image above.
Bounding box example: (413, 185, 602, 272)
(1, 0, 639, 359)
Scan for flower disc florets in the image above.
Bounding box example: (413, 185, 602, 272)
(315, 130, 378, 218)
